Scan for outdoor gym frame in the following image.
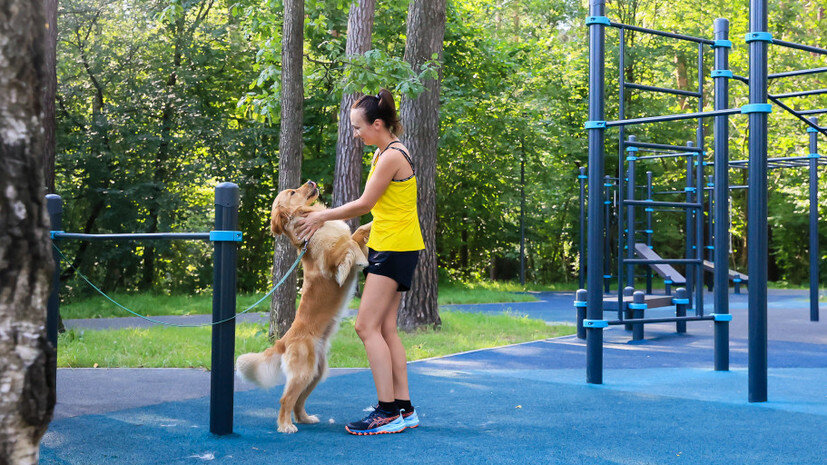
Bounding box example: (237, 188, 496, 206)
(582, 0, 825, 402)
(46, 182, 242, 435)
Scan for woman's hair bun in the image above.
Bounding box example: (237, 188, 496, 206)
(353, 88, 402, 135)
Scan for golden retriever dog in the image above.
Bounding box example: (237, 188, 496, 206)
(236, 181, 371, 433)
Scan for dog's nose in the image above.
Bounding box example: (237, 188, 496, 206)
(307, 181, 317, 189)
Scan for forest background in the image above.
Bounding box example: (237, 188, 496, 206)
(54, 0, 826, 300)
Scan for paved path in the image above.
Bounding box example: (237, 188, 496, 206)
(42, 289, 826, 465)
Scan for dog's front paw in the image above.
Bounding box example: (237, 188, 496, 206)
(296, 414, 319, 424)
(278, 422, 299, 434)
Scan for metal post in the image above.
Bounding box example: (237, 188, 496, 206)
(646, 171, 653, 294)
(575, 289, 588, 339)
(520, 143, 526, 286)
(707, 174, 715, 292)
(623, 285, 634, 331)
(586, 0, 606, 385)
(809, 117, 820, 322)
(696, 42, 706, 318)
(675, 287, 688, 333)
(713, 18, 731, 371)
(626, 136, 637, 289)
(685, 141, 695, 308)
(210, 182, 240, 435)
(46, 194, 62, 349)
(748, 0, 769, 403)
(579, 167, 587, 289)
(631, 291, 646, 341)
(604, 175, 612, 294)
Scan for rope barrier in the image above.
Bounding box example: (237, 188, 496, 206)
(52, 243, 306, 328)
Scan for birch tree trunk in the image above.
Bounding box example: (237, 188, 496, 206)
(333, 0, 375, 232)
(269, 0, 304, 339)
(0, 1, 58, 462)
(398, 0, 446, 331)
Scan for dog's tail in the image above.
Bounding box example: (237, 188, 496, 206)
(236, 342, 286, 389)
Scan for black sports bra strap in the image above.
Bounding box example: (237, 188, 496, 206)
(385, 141, 416, 175)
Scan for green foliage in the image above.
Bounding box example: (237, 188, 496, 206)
(54, 0, 827, 300)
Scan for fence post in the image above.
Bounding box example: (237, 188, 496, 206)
(210, 182, 240, 435)
(674, 287, 688, 334)
(623, 286, 634, 330)
(575, 289, 588, 339)
(46, 194, 62, 349)
(631, 291, 646, 341)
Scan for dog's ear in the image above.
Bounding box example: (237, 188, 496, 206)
(270, 204, 288, 236)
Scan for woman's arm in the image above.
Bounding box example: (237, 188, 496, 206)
(295, 152, 401, 240)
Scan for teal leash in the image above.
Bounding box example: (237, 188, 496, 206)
(52, 242, 307, 328)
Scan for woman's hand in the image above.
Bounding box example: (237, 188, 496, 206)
(295, 211, 326, 242)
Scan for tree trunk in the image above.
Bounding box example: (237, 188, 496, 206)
(42, 0, 58, 193)
(398, 0, 446, 331)
(0, 2, 57, 462)
(269, 0, 304, 340)
(333, 0, 375, 232)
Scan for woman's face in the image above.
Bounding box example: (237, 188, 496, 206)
(350, 108, 384, 146)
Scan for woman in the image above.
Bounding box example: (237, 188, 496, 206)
(295, 88, 425, 435)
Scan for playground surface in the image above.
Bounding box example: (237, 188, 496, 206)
(42, 289, 825, 465)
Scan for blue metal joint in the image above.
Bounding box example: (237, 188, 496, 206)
(50, 230, 65, 239)
(672, 298, 690, 305)
(807, 127, 820, 133)
(745, 32, 773, 43)
(583, 319, 609, 328)
(210, 231, 243, 242)
(741, 104, 773, 114)
(628, 303, 647, 310)
(585, 16, 611, 26)
(713, 39, 733, 48)
(585, 120, 607, 129)
(711, 70, 733, 78)
(712, 313, 733, 322)
(807, 153, 820, 158)
(574, 301, 588, 308)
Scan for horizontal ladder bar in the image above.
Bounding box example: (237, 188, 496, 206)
(771, 88, 827, 99)
(606, 108, 742, 127)
(622, 200, 703, 209)
(52, 232, 212, 241)
(622, 258, 703, 265)
(798, 109, 827, 116)
(772, 39, 827, 56)
(608, 22, 715, 45)
(624, 141, 703, 153)
(608, 315, 715, 325)
(624, 82, 702, 98)
(768, 67, 827, 79)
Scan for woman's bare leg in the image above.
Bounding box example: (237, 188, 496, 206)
(380, 291, 409, 401)
(354, 273, 399, 402)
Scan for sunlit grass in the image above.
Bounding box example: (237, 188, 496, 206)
(57, 310, 575, 369)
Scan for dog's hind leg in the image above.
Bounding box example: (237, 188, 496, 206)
(293, 354, 328, 424)
(277, 344, 314, 434)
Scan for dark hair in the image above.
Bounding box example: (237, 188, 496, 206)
(352, 88, 402, 135)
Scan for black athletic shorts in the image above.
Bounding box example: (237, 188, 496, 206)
(363, 248, 420, 292)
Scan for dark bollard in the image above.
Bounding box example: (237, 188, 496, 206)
(664, 278, 673, 296)
(46, 194, 62, 349)
(623, 286, 634, 330)
(630, 291, 646, 341)
(575, 289, 588, 339)
(210, 182, 240, 436)
(674, 288, 689, 333)
(733, 278, 742, 294)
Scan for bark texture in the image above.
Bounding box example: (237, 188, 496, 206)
(398, 0, 446, 331)
(333, 0, 375, 232)
(0, 1, 58, 463)
(269, 0, 304, 339)
(42, 0, 57, 193)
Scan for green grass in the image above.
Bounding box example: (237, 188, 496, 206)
(60, 280, 584, 319)
(57, 310, 574, 369)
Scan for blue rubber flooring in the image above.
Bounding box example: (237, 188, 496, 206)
(41, 290, 826, 465)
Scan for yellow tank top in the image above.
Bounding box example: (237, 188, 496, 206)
(365, 143, 425, 252)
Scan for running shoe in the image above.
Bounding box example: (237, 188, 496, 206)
(401, 408, 419, 429)
(345, 408, 406, 435)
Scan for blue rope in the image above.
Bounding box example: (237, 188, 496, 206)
(52, 244, 306, 328)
